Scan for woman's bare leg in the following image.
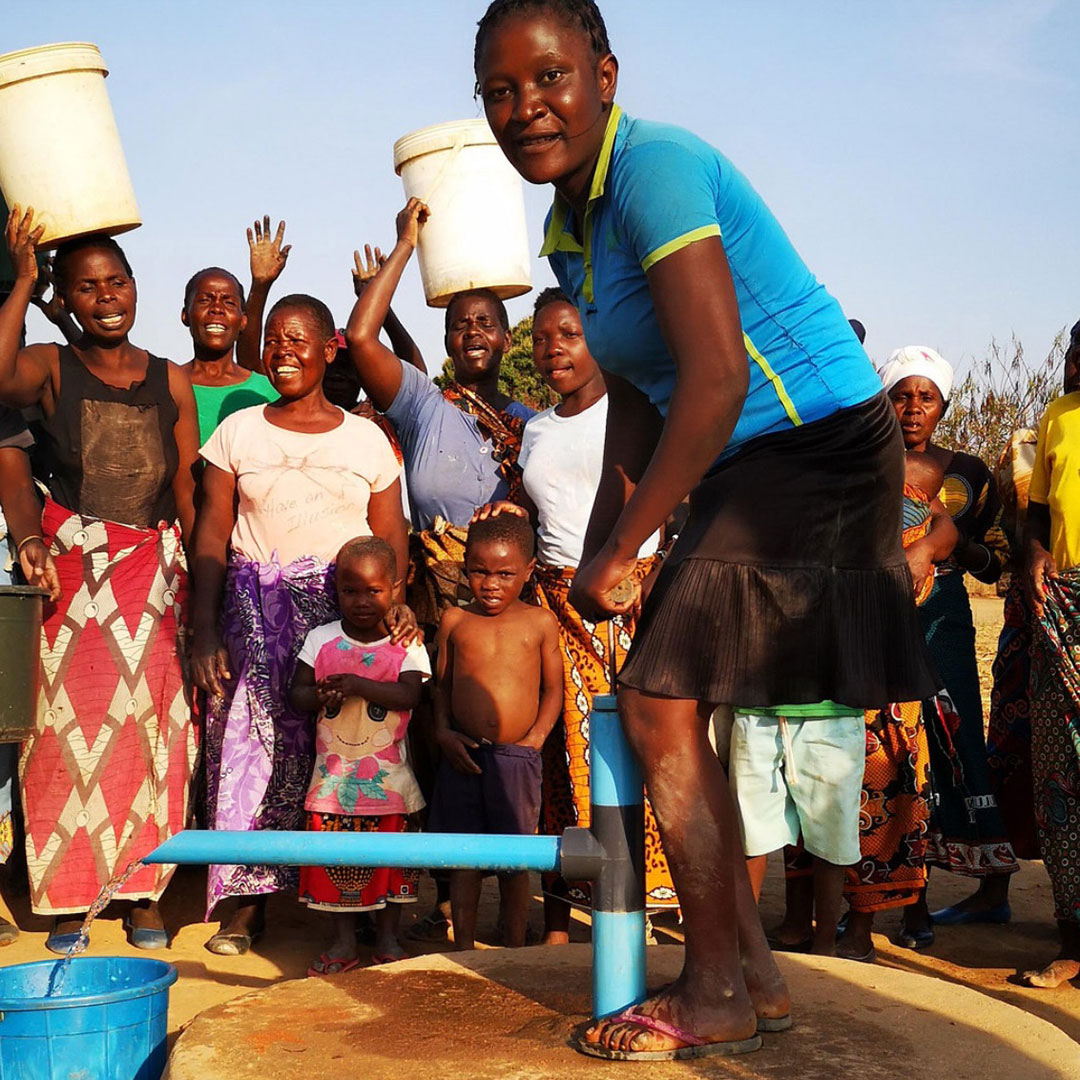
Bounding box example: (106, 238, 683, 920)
(584, 689, 787, 1055)
(745, 855, 768, 900)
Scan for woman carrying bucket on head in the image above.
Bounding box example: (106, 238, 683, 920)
(0, 207, 199, 954)
(348, 201, 536, 943)
(473, 0, 938, 1059)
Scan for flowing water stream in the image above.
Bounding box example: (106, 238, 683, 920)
(46, 859, 148, 996)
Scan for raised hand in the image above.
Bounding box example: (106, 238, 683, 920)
(395, 198, 429, 251)
(352, 245, 387, 297)
(247, 215, 291, 286)
(5, 206, 44, 284)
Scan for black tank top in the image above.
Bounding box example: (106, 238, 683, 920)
(41, 346, 179, 528)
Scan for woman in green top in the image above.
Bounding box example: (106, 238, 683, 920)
(182, 218, 289, 443)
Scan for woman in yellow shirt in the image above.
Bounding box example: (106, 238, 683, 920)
(1025, 318, 1080, 989)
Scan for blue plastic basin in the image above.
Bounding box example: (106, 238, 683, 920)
(0, 957, 177, 1080)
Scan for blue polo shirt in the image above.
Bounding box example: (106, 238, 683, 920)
(541, 105, 881, 455)
(385, 360, 532, 531)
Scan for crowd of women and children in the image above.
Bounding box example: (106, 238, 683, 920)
(0, 0, 1076, 1062)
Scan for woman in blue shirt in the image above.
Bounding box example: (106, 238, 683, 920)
(475, 0, 938, 1061)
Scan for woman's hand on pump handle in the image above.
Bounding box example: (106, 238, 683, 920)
(570, 544, 641, 623)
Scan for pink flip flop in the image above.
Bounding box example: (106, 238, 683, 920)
(575, 1006, 763, 1061)
(368, 951, 406, 966)
(307, 952, 362, 977)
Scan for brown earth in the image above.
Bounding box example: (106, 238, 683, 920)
(163, 947, 1080, 1080)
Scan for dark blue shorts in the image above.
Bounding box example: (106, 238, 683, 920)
(428, 742, 542, 836)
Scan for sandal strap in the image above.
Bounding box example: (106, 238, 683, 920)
(606, 1007, 708, 1047)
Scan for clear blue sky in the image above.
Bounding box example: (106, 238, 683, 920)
(7, 0, 1079, 374)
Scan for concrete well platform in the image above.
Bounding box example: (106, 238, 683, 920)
(164, 944, 1079, 1079)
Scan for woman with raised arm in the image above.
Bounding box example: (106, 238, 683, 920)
(474, 1, 938, 1059)
(347, 207, 536, 942)
(0, 207, 199, 953)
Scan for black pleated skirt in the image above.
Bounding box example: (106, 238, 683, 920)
(620, 393, 940, 708)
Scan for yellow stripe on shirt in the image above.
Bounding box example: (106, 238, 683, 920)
(743, 333, 804, 427)
(640, 224, 722, 273)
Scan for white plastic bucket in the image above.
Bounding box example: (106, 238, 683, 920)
(0, 42, 140, 250)
(393, 119, 531, 308)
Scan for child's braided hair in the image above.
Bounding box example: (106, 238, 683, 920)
(473, 0, 612, 93)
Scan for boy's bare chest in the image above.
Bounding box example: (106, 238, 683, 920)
(452, 619, 542, 667)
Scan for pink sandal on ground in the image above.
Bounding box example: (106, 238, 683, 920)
(574, 1006, 763, 1060)
(307, 952, 362, 977)
(368, 951, 406, 966)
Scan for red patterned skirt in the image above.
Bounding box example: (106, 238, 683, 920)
(299, 812, 419, 911)
(19, 498, 196, 915)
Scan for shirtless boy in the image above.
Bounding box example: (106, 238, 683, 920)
(431, 514, 562, 949)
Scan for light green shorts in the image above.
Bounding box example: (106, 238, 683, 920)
(729, 710, 864, 866)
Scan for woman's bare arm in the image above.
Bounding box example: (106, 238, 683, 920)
(572, 236, 748, 618)
(189, 463, 237, 695)
(0, 209, 52, 408)
(168, 361, 200, 546)
(366, 480, 409, 605)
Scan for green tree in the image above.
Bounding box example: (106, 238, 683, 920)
(937, 331, 1066, 466)
(434, 314, 557, 410)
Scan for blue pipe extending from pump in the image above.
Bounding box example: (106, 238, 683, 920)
(145, 698, 646, 1021)
(146, 830, 563, 873)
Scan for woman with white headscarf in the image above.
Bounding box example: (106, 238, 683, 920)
(881, 347, 1018, 947)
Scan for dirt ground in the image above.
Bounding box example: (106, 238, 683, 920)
(1, 593, 1077, 1051)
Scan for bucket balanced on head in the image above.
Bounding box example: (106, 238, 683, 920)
(0, 42, 141, 249)
(393, 118, 531, 307)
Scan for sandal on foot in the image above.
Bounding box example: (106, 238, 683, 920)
(124, 917, 168, 950)
(404, 909, 449, 943)
(930, 903, 1011, 926)
(895, 926, 934, 950)
(836, 944, 877, 964)
(757, 1014, 793, 1032)
(575, 1008, 762, 1061)
(0, 917, 19, 947)
(766, 934, 812, 954)
(308, 952, 361, 976)
(205, 929, 261, 956)
(369, 951, 406, 966)
(46, 919, 85, 956)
